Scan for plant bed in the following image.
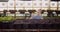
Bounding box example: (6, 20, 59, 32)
(0, 16, 15, 29)
(0, 16, 15, 23)
(13, 24, 60, 29)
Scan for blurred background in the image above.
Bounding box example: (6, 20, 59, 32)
(0, 0, 60, 32)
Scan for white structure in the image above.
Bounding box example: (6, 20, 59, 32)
(0, 0, 60, 11)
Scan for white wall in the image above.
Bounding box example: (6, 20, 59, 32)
(0, 0, 60, 10)
(16, 8, 24, 10)
(0, 8, 7, 11)
(50, 8, 57, 10)
(58, 8, 60, 10)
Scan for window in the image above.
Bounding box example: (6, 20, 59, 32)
(9, 10, 17, 14)
(45, 0, 48, 1)
(34, 3, 37, 5)
(2, 3, 5, 6)
(39, 3, 42, 5)
(58, 3, 60, 5)
(45, 3, 48, 6)
(39, 0, 42, 1)
(20, 3, 23, 5)
(16, 4, 18, 5)
(18, 10, 26, 14)
(52, 3, 55, 6)
(28, 3, 30, 5)
(10, 3, 13, 6)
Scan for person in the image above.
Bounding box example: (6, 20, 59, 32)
(30, 9, 43, 19)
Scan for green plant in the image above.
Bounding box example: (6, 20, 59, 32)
(0, 16, 15, 22)
(0, 17, 3, 22)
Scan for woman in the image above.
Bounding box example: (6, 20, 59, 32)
(30, 9, 43, 19)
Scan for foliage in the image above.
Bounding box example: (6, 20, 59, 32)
(0, 16, 15, 22)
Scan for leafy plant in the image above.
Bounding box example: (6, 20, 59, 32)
(0, 16, 15, 22)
